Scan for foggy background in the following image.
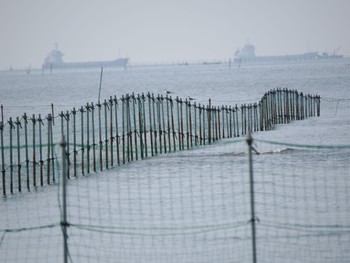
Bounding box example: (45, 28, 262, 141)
(0, 0, 349, 70)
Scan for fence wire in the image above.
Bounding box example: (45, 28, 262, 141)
(0, 137, 349, 263)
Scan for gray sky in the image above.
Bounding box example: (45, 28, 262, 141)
(1, 0, 349, 70)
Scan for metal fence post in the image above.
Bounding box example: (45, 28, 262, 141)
(60, 136, 68, 263)
(247, 132, 257, 263)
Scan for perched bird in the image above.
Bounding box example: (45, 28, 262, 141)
(165, 90, 173, 95)
(188, 96, 196, 101)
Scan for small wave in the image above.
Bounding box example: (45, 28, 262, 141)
(219, 152, 247, 157)
(260, 147, 295, 155)
(219, 148, 297, 157)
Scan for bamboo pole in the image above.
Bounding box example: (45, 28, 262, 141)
(65, 111, 70, 179)
(137, 94, 144, 159)
(23, 113, 29, 191)
(98, 101, 103, 169)
(185, 99, 189, 149)
(132, 94, 138, 160)
(104, 99, 109, 169)
(9, 118, 14, 193)
(122, 96, 126, 164)
(1, 106, 5, 195)
(113, 97, 120, 165)
(152, 94, 157, 155)
(80, 107, 85, 175)
(109, 97, 114, 166)
(161, 96, 167, 153)
(72, 108, 77, 176)
(148, 93, 154, 156)
(46, 114, 52, 184)
(91, 102, 97, 171)
(166, 96, 171, 153)
(142, 94, 148, 157)
(38, 114, 43, 186)
(170, 98, 176, 152)
(15, 117, 21, 192)
(86, 103, 91, 174)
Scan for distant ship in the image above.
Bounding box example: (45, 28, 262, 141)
(42, 47, 129, 70)
(234, 43, 343, 63)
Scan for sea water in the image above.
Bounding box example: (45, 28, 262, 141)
(0, 60, 350, 262)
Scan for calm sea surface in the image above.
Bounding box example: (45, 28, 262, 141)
(1, 60, 350, 262)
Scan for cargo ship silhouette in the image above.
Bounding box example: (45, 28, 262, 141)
(42, 46, 128, 70)
(234, 43, 343, 63)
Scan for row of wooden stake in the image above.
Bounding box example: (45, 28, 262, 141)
(0, 88, 320, 195)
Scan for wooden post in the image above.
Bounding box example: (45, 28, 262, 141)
(126, 95, 132, 162)
(113, 97, 120, 165)
(208, 99, 211, 144)
(46, 114, 52, 183)
(15, 117, 21, 192)
(23, 113, 29, 191)
(199, 104, 202, 145)
(203, 105, 206, 145)
(194, 102, 198, 146)
(72, 108, 77, 176)
(161, 96, 167, 153)
(189, 101, 193, 148)
(235, 105, 240, 136)
(132, 94, 138, 160)
(180, 98, 184, 150)
(38, 114, 44, 186)
(80, 107, 85, 175)
(86, 103, 91, 174)
(142, 94, 148, 157)
(91, 103, 97, 171)
(157, 95, 162, 154)
(65, 111, 70, 179)
(9, 118, 14, 193)
(104, 99, 109, 169)
(170, 98, 176, 152)
(166, 96, 171, 153)
(137, 94, 144, 159)
(152, 94, 158, 155)
(1, 106, 4, 195)
(148, 93, 154, 156)
(185, 99, 189, 149)
(98, 101, 103, 169)
(31, 115, 36, 187)
(176, 97, 181, 150)
(121, 96, 126, 164)
(109, 96, 114, 166)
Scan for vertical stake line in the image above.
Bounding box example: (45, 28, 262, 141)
(247, 132, 258, 263)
